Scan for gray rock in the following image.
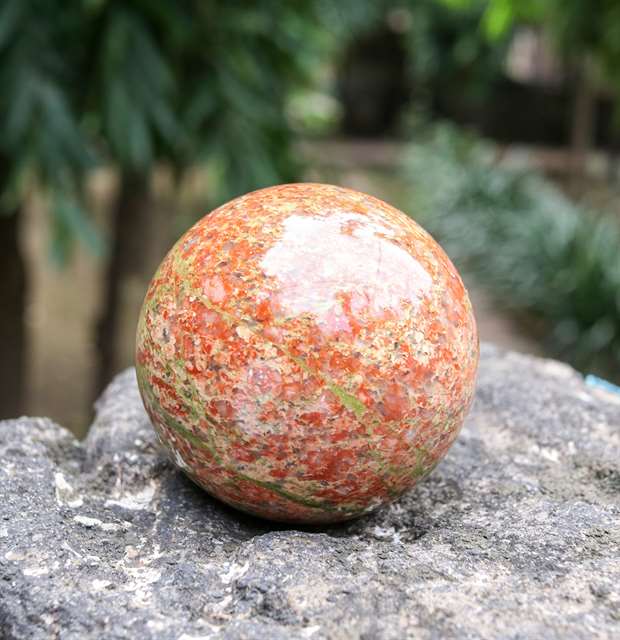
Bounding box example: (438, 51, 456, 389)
(1, 344, 619, 640)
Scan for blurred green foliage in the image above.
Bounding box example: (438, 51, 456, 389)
(401, 0, 507, 102)
(3, 0, 620, 233)
(0, 0, 333, 260)
(403, 124, 620, 378)
(0, 0, 101, 261)
(446, 0, 620, 103)
(89, 0, 344, 197)
(441, 0, 547, 40)
(342, 0, 508, 106)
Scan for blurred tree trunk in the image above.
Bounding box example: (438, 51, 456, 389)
(94, 171, 152, 398)
(0, 163, 26, 417)
(569, 58, 596, 190)
(607, 131, 619, 184)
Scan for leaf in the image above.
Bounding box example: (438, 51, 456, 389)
(482, 0, 515, 39)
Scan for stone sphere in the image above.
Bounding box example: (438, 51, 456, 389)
(136, 183, 478, 523)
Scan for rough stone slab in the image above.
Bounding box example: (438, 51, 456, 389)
(1, 344, 619, 639)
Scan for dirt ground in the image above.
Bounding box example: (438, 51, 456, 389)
(23, 143, 547, 437)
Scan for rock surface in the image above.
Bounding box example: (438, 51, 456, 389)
(1, 344, 619, 639)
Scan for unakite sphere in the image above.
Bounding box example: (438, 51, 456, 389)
(136, 183, 478, 523)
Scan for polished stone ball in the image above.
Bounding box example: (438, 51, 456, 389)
(136, 183, 479, 523)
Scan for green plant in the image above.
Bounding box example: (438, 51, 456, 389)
(403, 124, 620, 378)
(173, 0, 325, 202)
(402, 0, 508, 102)
(0, 0, 99, 417)
(0, 1, 101, 259)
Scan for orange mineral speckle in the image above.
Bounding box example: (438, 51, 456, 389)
(136, 183, 479, 523)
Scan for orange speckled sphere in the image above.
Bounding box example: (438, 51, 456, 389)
(136, 183, 478, 523)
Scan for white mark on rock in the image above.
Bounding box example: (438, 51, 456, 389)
(61, 542, 82, 558)
(92, 579, 112, 592)
(24, 564, 49, 577)
(178, 626, 221, 640)
(105, 482, 157, 511)
(125, 545, 140, 559)
(532, 445, 560, 463)
(5, 550, 25, 561)
(0, 527, 8, 538)
(220, 561, 249, 585)
(73, 515, 105, 528)
(371, 525, 402, 544)
(40, 613, 55, 626)
(576, 391, 593, 404)
(147, 620, 167, 633)
(301, 626, 322, 638)
(211, 594, 232, 613)
(540, 359, 577, 380)
(54, 472, 84, 508)
(73, 515, 131, 532)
